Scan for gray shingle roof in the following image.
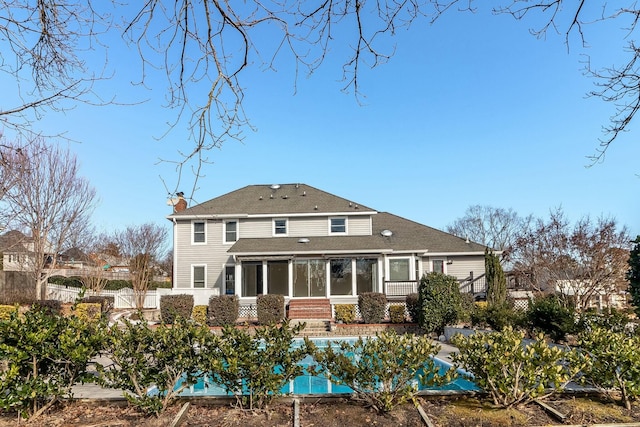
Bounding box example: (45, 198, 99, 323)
(228, 212, 486, 255)
(168, 184, 376, 217)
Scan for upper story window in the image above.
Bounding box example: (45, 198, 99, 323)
(330, 217, 347, 234)
(192, 221, 206, 244)
(273, 219, 287, 236)
(224, 220, 238, 243)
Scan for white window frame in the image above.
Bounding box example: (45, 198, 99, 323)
(431, 258, 446, 274)
(388, 257, 412, 281)
(273, 218, 288, 236)
(191, 221, 206, 245)
(223, 219, 238, 244)
(192, 264, 207, 288)
(329, 217, 347, 234)
(224, 264, 236, 295)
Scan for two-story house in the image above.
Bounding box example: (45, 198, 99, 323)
(167, 184, 488, 318)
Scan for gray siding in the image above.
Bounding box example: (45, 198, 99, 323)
(174, 219, 233, 290)
(446, 256, 485, 280)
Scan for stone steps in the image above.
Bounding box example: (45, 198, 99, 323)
(287, 299, 332, 320)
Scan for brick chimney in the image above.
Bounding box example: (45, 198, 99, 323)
(173, 192, 187, 213)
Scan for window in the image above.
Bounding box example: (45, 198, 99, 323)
(192, 221, 206, 244)
(267, 261, 289, 295)
(330, 217, 346, 234)
(193, 265, 206, 288)
(294, 259, 326, 297)
(432, 259, 444, 273)
(273, 219, 287, 236)
(224, 220, 237, 243)
(389, 258, 410, 281)
(242, 262, 263, 297)
(225, 265, 235, 295)
(330, 258, 352, 295)
(356, 258, 378, 294)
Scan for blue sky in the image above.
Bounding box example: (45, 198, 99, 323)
(3, 5, 639, 238)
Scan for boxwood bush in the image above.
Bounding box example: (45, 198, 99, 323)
(191, 305, 208, 325)
(32, 299, 62, 316)
(81, 296, 114, 315)
(160, 294, 194, 324)
(334, 304, 356, 324)
(405, 293, 420, 323)
(358, 292, 387, 324)
(208, 295, 239, 326)
(256, 294, 284, 325)
(389, 305, 406, 324)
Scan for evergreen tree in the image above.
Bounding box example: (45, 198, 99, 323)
(485, 248, 507, 307)
(628, 236, 640, 316)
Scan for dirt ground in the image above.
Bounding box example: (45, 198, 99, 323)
(0, 395, 638, 426)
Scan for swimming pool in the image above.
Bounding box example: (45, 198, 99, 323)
(180, 337, 478, 397)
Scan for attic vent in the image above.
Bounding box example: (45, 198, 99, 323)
(381, 229, 393, 237)
(270, 184, 281, 190)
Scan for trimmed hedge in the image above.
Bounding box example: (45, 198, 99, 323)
(389, 305, 406, 324)
(208, 295, 239, 326)
(358, 292, 387, 324)
(0, 304, 18, 320)
(192, 305, 208, 325)
(257, 294, 284, 325)
(81, 296, 114, 314)
(160, 294, 194, 324)
(334, 304, 356, 324)
(74, 303, 102, 321)
(32, 299, 62, 316)
(405, 293, 420, 323)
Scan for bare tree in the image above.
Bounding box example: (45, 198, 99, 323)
(446, 205, 532, 253)
(0, 138, 97, 299)
(113, 223, 168, 310)
(2, 0, 638, 188)
(510, 208, 631, 311)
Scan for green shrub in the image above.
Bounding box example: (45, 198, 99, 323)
(334, 304, 356, 324)
(74, 303, 102, 322)
(576, 326, 640, 410)
(0, 304, 18, 320)
(576, 308, 631, 335)
(192, 305, 208, 325)
(104, 280, 132, 290)
(80, 296, 114, 315)
(525, 294, 575, 342)
(309, 330, 453, 413)
(202, 321, 309, 410)
(418, 272, 463, 335)
(160, 294, 194, 324)
(405, 293, 420, 323)
(32, 299, 62, 316)
(98, 316, 211, 415)
(256, 294, 284, 325)
(208, 295, 239, 326)
(451, 327, 582, 408)
(458, 292, 476, 324)
(358, 292, 387, 324)
(473, 301, 521, 331)
(0, 309, 106, 419)
(389, 305, 406, 324)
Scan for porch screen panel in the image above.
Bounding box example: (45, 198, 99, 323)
(309, 259, 326, 297)
(389, 258, 410, 281)
(356, 258, 377, 294)
(330, 258, 352, 296)
(267, 261, 288, 296)
(242, 262, 262, 297)
(293, 259, 326, 297)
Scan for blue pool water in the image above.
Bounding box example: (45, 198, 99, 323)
(181, 337, 478, 397)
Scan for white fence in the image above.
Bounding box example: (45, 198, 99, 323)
(46, 283, 162, 309)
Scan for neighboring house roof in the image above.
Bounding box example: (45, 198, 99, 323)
(168, 183, 376, 217)
(228, 211, 486, 256)
(0, 230, 31, 253)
